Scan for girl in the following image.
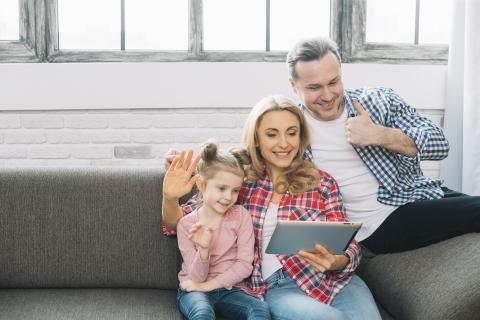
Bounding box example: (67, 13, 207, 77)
(163, 142, 270, 320)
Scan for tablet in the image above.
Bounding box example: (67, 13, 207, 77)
(265, 220, 362, 255)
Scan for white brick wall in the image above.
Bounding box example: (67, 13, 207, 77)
(0, 107, 444, 179)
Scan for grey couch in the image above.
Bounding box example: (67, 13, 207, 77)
(1, 168, 479, 320)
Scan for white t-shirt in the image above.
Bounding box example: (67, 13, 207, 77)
(304, 107, 397, 241)
(261, 203, 283, 280)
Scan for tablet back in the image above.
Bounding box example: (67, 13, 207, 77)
(265, 220, 361, 255)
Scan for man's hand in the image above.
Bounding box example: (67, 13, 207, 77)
(346, 99, 382, 147)
(163, 148, 180, 171)
(346, 99, 418, 157)
(298, 244, 349, 273)
(163, 149, 201, 200)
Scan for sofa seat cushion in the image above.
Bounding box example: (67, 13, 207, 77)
(0, 288, 183, 320)
(361, 233, 480, 320)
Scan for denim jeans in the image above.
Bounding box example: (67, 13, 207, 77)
(177, 287, 271, 320)
(264, 269, 381, 320)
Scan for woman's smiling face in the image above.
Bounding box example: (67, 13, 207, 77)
(256, 110, 301, 175)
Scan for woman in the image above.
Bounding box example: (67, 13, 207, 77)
(163, 95, 381, 320)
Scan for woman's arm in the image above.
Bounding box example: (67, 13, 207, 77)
(298, 172, 361, 274)
(162, 150, 201, 230)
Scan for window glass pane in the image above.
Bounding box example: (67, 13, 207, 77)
(366, 0, 416, 44)
(419, 0, 452, 44)
(270, 0, 330, 51)
(59, 0, 120, 50)
(125, 0, 188, 50)
(0, 0, 19, 40)
(203, 0, 265, 51)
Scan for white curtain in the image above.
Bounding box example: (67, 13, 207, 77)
(440, 0, 480, 195)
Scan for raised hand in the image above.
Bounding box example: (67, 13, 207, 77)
(163, 149, 201, 200)
(188, 222, 214, 250)
(346, 99, 380, 147)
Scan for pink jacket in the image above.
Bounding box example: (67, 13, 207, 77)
(177, 205, 254, 289)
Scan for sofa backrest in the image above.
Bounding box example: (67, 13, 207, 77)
(0, 168, 181, 290)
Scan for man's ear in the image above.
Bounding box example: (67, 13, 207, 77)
(289, 77, 298, 95)
(196, 177, 206, 193)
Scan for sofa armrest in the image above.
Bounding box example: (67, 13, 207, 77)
(361, 233, 480, 320)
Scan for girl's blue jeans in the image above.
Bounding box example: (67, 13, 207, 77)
(177, 287, 270, 320)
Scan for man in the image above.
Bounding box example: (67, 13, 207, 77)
(164, 37, 480, 255)
(286, 37, 479, 253)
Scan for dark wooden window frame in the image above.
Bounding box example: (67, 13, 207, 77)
(0, 0, 448, 64)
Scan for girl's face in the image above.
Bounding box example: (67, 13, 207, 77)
(257, 110, 301, 175)
(197, 170, 244, 216)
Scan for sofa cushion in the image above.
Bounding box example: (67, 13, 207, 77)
(0, 289, 182, 320)
(361, 233, 480, 320)
(0, 168, 180, 289)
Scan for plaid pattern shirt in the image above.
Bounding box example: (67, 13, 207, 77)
(163, 169, 361, 305)
(304, 87, 450, 206)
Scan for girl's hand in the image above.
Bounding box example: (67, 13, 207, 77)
(163, 149, 201, 200)
(298, 243, 349, 273)
(180, 280, 201, 292)
(180, 279, 220, 292)
(188, 222, 214, 250)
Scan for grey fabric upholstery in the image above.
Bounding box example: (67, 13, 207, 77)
(0, 289, 182, 320)
(361, 233, 480, 320)
(1, 167, 479, 320)
(0, 168, 180, 289)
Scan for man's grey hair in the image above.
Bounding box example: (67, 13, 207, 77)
(287, 37, 341, 80)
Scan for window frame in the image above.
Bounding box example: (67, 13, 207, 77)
(0, 0, 448, 64)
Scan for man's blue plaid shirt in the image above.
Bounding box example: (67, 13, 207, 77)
(303, 87, 450, 206)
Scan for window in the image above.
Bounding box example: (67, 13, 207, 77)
(0, 0, 451, 64)
(343, 0, 451, 64)
(0, 0, 19, 40)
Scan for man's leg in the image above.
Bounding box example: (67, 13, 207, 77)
(215, 288, 271, 320)
(362, 193, 480, 254)
(176, 289, 215, 320)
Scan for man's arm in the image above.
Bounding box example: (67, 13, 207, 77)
(347, 93, 449, 160)
(347, 99, 417, 157)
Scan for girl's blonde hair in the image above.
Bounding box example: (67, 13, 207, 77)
(240, 95, 319, 195)
(196, 141, 245, 181)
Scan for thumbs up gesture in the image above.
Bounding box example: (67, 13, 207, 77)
(346, 99, 381, 147)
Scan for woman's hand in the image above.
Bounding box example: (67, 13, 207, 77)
(189, 222, 214, 250)
(298, 243, 349, 273)
(163, 149, 201, 200)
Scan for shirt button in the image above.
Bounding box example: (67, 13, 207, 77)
(292, 275, 296, 279)
(281, 260, 285, 264)
(306, 289, 310, 294)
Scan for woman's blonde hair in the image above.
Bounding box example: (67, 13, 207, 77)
(240, 95, 319, 195)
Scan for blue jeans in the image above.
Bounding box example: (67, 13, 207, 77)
(264, 269, 381, 320)
(177, 287, 271, 320)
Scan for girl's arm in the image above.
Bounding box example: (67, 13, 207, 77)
(177, 218, 211, 283)
(213, 207, 255, 289)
